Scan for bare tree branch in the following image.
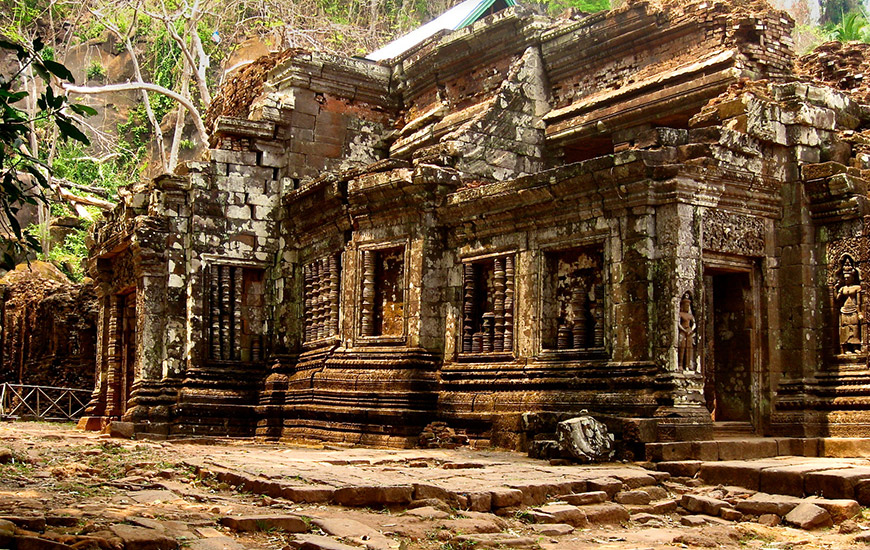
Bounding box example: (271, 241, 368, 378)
(63, 82, 209, 145)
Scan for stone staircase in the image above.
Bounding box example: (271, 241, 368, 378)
(646, 432, 870, 462)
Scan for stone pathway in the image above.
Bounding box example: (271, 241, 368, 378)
(4, 422, 870, 549)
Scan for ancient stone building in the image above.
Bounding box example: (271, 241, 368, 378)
(79, 0, 870, 452)
(0, 262, 97, 389)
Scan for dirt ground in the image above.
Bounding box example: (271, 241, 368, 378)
(1, 421, 869, 550)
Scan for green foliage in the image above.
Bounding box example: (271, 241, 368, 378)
(825, 9, 870, 42)
(821, 0, 863, 25)
(0, 37, 94, 261)
(86, 60, 106, 80)
(543, 0, 610, 15)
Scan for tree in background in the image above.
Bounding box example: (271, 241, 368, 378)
(0, 37, 94, 263)
(820, 0, 863, 24)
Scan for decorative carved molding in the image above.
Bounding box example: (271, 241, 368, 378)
(702, 210, 765, 257)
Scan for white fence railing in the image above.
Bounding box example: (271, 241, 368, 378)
(0, 383, 91, 421)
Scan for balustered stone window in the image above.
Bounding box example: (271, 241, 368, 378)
(359, 246, 406, 339)
(460, 254, 515, 357)
(303, 254, 341, 344)
(206, 264, 266, 362)
(541, 246, 605, 354)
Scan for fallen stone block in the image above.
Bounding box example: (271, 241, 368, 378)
(0, 515, 45, 531)
(490, 488, 523, 508)
(680, 514, 730, 527)
(806, 497, 861, 523)
(758, 514, 781, 526)
(615, 490, 650, 505)
(408, 499, 451, 512)
(528, 523, 574, 536)
(680, 494, 728, 516)
(109, 524, 179, 550)
(13, 536, 73, 550)
(562, 491, 607, 505)
(533, 504, 586, 527)
(735, 493, 803, 516)
(640, 486, 669, 501)
(311, 517, 393, 550)
(220, 514, 308, 533)
(187, 536, 247, 550)
(403, 506, 450, 520)
(294, 534, 365, 550)
(452, 533, 538, 548)
(719, 508, 743, 522)
(586, 477, 622, 497)
(465, 492, 492, 511)
(581, 503, 630, 525)
(784, 502, 833, 530)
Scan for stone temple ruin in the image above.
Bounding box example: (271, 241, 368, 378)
(77, 0, 870, 456)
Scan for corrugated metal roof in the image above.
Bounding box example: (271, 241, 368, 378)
(366, 0, 516, 62)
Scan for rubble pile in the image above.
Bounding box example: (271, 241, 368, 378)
(418, 421, 469, 449)
(0, 262, 97, 389)
(203, 49, 298, 131)
(796, 41, 870, 104)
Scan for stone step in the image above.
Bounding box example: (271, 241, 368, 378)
(654, 457, 870, 505)
(712, 422, 755, 439)
(645, 437, 870, 462)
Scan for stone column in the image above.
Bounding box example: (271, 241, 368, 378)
(105, 294, 122, 416)
(360, 250, 376, 337)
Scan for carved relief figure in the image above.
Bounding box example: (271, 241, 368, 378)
(837, 256, 863, 355)
(678, 291, 697, 372)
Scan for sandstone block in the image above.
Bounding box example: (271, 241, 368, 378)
(563, 491, 607, 505)
(13, 536, 73, 550)
(735, 493, 803, 516)
(452, 533, 538, 548)
(586, 477, 622, 497)
(220, 514, 308, 533)
(528, 523, 573, 536)
(758, 514, 781, 526)
(331, 486, 412, 507)
(657, 461, 702, 478)
(641, 486, 669, 501)
(720, 508, 743, 521)
(784, 502, 833, 530)
(296, 534, 365, 550)
(109, 524, 179, 550)
(615, 490, 651, 505)
(804, 468, 870, 499)
(582, 503, 630, 525)
(490, 489, 523, 508)
(680, 494, 728, 516)
(311, 517, 394, 549)
(808, 498, 861, 523)
(533, 504, 587, 527)
(466, 492, 492, 511)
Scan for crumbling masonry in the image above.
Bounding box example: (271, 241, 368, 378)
(79, 0, 870, 454)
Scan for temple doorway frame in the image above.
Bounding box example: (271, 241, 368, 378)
(702, 255, 763, 434)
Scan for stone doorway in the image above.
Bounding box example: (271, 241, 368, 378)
(703, 266, 758, 429)
(109, 291, 137, 415)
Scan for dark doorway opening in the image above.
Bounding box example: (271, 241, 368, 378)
(703, 271, 753, 423)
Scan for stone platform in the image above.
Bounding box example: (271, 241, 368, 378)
(185, 442, 870, 511)
(645, 437, 870, 462)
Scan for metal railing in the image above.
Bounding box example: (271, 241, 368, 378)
(0, 383, 91, 421)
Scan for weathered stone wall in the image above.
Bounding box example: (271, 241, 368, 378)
(0, 263, 97, 390)
(81, 0, 870, 450)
